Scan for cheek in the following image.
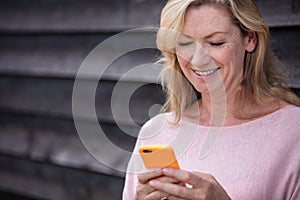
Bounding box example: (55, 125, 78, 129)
(210, 46, 244, 70)
(231, 47, 246, 72)
(176, 55, 189, 71)
(208, 49, 230, 67)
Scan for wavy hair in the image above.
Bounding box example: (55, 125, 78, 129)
(157, 0, 300, 124)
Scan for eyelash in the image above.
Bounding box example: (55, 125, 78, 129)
(178, 42, 193, 46)
(177, 41, 225, 47)
(209, 42, 225, 46)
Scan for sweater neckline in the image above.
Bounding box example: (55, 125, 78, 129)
(179, 105, 295, 129)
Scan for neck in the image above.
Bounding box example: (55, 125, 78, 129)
(199, 92, 230, 126)
(198, 93, 287, 126)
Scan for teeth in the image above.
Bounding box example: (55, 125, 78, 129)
(194, 68, 220, 76)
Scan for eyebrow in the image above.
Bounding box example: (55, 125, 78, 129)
(178, 34, 193, 40)
(179, 31, 229, 40)
(204, 31, 229, 39)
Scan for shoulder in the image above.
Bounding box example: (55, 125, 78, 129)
(267, 105, 300, 136)
(235, 105, 300, 150)
(271, 105, 300, 150)
(282, 104, 300, 114)
(138, 112, 175, 138)
(276, 105, 300, 126)
(260, 105, 300, 125)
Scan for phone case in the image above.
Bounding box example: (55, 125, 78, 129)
(139, 145, 180, 169)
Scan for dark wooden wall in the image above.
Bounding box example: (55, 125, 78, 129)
(0, 0, 299, 199)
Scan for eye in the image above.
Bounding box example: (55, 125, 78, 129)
(209, 42, 225, 47)
(177, 41, 193, 47)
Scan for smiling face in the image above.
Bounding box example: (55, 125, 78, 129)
(176, 5, 254, 96)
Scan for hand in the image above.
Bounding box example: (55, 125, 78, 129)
(148, 168, 231, 200)
(135, 169, 182, 200)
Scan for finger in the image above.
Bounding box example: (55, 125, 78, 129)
(137, 177, 181, 198)
(146, 189, 170, 200)
(167, 195, 186, 200)
(136, 178, 172, 197)
(136, 181, 172, 200)
(149, 179, 194, 199)
(138, 169, 163, 184)
(162, 168, 206, 187)
(156, 176, 181, 184)
(135, 182, 156, 198)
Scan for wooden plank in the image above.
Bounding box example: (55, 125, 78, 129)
(0, 0, 299, 33)
(0, 28, 299, 85)
(270, 26, 300, 87)
(0, 190, 41, 200)
(0, 0, 128, 32)
(0, 112, 137, 176)
(256, 0, 300, 27)
(0, 0, 164, 33)
(0, 33, 160, 82)
(0, 76, 165, 124)
(127, 0, 166, 27)
(0, 154, 124, 200)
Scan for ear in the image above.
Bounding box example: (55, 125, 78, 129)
(245, 31, 257, 53)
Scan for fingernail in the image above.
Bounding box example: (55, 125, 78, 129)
(162, 168, 171, 173)
(155, 168, 163, 174)
(149, 180, 159, 186)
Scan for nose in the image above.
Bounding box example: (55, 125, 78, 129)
(190, 43, 211, 69)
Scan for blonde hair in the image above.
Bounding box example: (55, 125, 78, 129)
(157, 0, 300, 124)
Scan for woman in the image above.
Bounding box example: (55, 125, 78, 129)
(123, 0, 300, 199)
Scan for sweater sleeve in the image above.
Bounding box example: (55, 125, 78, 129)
(291, 183, 300, 200)
(122, 113, 170, 199)
(122, 161, 139, 199)
(122, 142, 141, 200)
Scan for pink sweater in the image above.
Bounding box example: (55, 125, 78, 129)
(123, 105, 300, 200)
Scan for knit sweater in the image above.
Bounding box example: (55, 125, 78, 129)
(123, 105, 300, 200)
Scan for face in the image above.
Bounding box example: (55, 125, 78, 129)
(175, 5, 254, 96)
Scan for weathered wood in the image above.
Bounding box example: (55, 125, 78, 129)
(0, 154, 124, 200)
(0, 190, 41, 200)
(0, 28, 299, 86)
(0, 0, 164, 33)
(270, 26, 300, 87)
(0, 33, 160, 82)
(0, 76, 165, 124)
(0, 112, 136, 177)
(256, 0, 300, 27)
(0, 0, 299, 199)
(0, 0, 299, 33)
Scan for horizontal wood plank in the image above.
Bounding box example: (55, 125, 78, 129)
(0, 154, 124, 200)
(0, 76, 165, 125)
(0, 0, 165, 33)
(0, 0, 299, 33)
(0, 112, 137, 177)
(256, 0, 300, 27)
(2, 1, 298, 199)
(0, 27, 299, 86)
(270, 26, 300, 87)
(0, 32, 160, 82)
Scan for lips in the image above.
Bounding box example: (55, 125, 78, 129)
(192, 67, 221, 76)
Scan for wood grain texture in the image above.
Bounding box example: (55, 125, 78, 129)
(0, 76, 165, 124)
(0, 29, 298, 86)
(0, 33, 160, 82)
(0, 0, 299, 33)
(0, 154, 124, 200)
(0, 112, 136, 176)
(0, 0, 299, 199)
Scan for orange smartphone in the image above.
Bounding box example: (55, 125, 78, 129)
(139, 145, 180, 169)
